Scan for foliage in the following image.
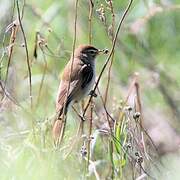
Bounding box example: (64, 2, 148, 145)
(0, 0, 180, 179)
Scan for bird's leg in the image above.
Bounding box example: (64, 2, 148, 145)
(80, 102, 85, 135)
(72, 104, 85, 136)
(72, 105, 85, 121)
(89, 90, 97, 97)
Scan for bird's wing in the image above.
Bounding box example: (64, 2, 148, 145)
(56, 80, 76, 114)
(56, 64, 94, 115)
(67, 64, 94, 99)
(81, 65, 94, 89)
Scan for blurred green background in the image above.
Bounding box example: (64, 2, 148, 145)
(0, 0, 180, 179)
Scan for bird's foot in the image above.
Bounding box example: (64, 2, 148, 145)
(80, 115, 86, 121)
(89, 90, 97, 97)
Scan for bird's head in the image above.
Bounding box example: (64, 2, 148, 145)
(74, 45, 108, 64)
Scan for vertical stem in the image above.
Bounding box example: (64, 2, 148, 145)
(134, 77, 142, 126)
(56, 0, 79, 146)
(4, 24, 19, 91)
(87, 0, 94, 171)
(109, 140, 115, 179)
(103, 1, 115, 177)
(16, 0, 32, 109)
(36, 46, 47, 108)
(83, 0, 134, 117)
(104, 0, 115, 105)
(87, 102, 93, 170)
(88, 0, 94, 44)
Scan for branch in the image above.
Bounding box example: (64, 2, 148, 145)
(83, 0, 134, 117)
(16, 0, 32, 108)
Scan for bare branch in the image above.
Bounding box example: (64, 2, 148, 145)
(83, 0, 134, 117)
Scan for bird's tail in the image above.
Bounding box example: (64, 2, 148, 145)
(52, 98, 71, 146)
(52, 118, 65, 146)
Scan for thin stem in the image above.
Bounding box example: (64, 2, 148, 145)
(104, 0, 115, 105)
(88, 0, 94, 44)
(36, 46, 47, 108)
(16, 0, 32, 109)
(56, 0, 79, 146)
(87, 101, 93, 170)
(4, 23, 19, 90)
(83, 0, 134, 117)
(87, 0, 94, 170)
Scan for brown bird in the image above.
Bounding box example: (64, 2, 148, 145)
(53, 44, 104, 143)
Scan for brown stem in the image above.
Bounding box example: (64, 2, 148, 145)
(16, 0, 32, 109)
(104, 0, 115, 105)
(4, 23, 19, 91)
(56, 0, 79, 146)
(83, 0, 133, 118)
(86, 0, 94, 170)
(36, 46, 48, 108)
(88, 0, 94, 45)
(87, 101, 93, 169)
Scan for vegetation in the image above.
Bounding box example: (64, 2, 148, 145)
(0, 0, 180, 179)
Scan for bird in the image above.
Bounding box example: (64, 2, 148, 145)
(52, 44, 105, 143)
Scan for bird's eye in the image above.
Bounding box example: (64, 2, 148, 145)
(88, 49, 98, 55)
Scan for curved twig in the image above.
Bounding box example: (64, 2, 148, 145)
(16, 0, 32, 108)
(56, 0, 79, 146)
(83, 0, 134, 117)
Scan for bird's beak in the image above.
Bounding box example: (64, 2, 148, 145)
(98, 49, 109, 55)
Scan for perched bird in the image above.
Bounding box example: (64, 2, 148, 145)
(53, 44, 105, 143)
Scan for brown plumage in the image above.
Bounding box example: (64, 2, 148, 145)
(53, 45, 102, 144)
